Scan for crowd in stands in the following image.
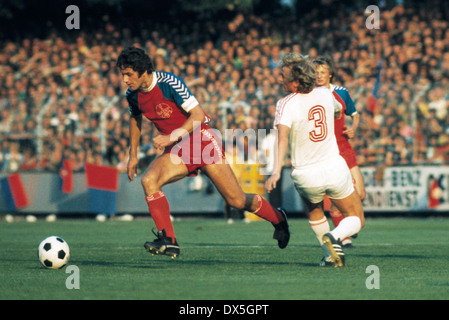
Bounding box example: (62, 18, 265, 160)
(1, 1, 449, 175)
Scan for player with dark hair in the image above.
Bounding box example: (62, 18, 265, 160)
(314, 56, 366, 248)
(266, 53, 365, 267)
(116, 46, 289, 258)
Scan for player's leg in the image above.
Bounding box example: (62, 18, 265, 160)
(141, 153, 189, 195)
(327, 191, 364, 242)
(141, 153, 188, 256)
(329, 165, 365, 247)
(351, 165, 366, 200)
(201, 161, 281, 221)
(329, 144, 365, 244)
(329, 166, 366, 237)
(302, 198, 335, 266)
(291, 166, 340, 265)
(323, 192, 364, 265)
(329, 200, 351, 247)
(201, 161, 290, 248)
(322, 156, 364, 266)
(329, 202, 344, 228)
(346, 165, 366, 242)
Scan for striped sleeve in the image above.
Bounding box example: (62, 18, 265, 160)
(156, 72, 199, 112)
(125, 88, 141, 117)
(274, 93, 296, 128)
(334, 86, 357, 116)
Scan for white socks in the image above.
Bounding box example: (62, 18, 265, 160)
(309, 217, 330, 245)
(329, 216, 361, 242)
(309, 216, 362, 259)
(309, 217, 331, 258)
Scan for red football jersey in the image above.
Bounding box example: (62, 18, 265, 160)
(125, 71, 224, 175)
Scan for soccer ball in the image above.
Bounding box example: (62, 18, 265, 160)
(38, 236, 70, 269)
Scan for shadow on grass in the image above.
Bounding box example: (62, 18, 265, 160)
(353, 253, 430, 259)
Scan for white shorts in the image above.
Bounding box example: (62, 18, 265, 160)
(291, 155, 354, 204)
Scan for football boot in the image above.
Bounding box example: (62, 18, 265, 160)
(272, 208, 290, 249)
(322, 232, 345, 267)
(144, 229, 180, 258)
(319, 257, 334, 267)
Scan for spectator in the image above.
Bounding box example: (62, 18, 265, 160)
(0, 0, 448, 175)
(2, 142, 24, 173)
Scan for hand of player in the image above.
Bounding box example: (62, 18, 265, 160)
(127, 156, 139, 182)
(343, 126, 355, 139)
(152, 134, 174, 150)
(265, 172, 281, 193)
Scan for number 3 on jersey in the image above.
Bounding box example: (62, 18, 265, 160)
(308, 105, 327, 142)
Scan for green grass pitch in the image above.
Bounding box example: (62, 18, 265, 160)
(1, 216, 448, 300)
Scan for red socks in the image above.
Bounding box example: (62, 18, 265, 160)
(145, 192, 284, 241)
(252, 195, 284, 225)
(329, 209, 344, 227)
(145, 192, 176, 242)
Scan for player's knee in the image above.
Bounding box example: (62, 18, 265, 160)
(141, 172, 159, 193)
(227, 195, 247, 211)
(229, 194, 257, 211)
(141, 174, 152, 187)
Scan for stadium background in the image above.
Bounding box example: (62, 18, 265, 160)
(1, 0, 449, 216)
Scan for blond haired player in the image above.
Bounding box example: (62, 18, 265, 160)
(265, 53, 365, 267)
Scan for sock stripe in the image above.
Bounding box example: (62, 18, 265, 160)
(145, 191, 165, 202)
(309, 217, 328, 226)
(251, 194, 263, 214)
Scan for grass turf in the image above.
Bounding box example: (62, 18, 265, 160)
(1, 216, 448, 300)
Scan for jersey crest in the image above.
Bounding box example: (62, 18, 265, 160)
(155, 103, 173, 119)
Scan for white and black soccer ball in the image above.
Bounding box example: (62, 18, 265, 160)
(38, 236, 70, 269)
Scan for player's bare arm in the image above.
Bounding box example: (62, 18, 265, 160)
(152, 105, 206, 149)
(266, 124, 289, 193)
(351, 113, 360, 131)
(342, 113, 360, 139)
(128, 114, 142, 182)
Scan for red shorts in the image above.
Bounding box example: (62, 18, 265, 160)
(337, 139, 358, 169)
(165, 123, 226, 176)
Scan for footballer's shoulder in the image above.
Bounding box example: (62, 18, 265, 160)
(154, 70, 179, 82)
(333, 85, 349, 92)
(278, 92, 298, 104)
(125, 87, 137, 96)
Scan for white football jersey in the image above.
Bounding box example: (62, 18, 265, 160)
(274, 86, 340, 168)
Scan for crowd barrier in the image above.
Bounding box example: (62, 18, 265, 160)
(0, 165, 448, 215)
(361, 165, 448, 212)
